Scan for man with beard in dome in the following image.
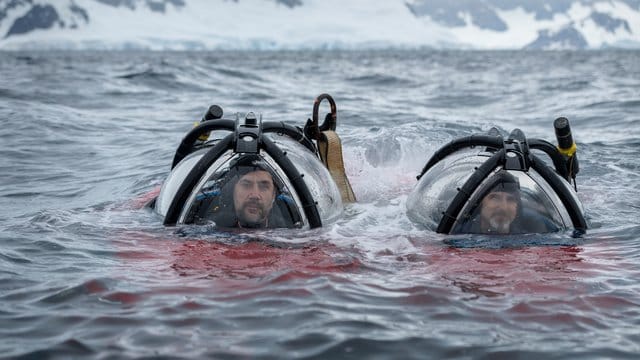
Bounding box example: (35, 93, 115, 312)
(187, 154, 302, 229)
(467, 171, 522, 234)
(232, 161, 277, 228)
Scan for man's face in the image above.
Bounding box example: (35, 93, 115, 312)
(479, 190, 519, 234)
(233, 170, 276, 226)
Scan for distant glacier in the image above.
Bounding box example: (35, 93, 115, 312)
(1, 0, 639, 50)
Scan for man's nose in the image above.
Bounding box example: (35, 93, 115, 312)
(248, 186, 261, 198)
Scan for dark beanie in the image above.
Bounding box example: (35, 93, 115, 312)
(227, 154, 282, 191)
(229, 154, 270, 175)
(490, 171, 520, 195)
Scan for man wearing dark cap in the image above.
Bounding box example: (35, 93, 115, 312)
(187, 154, 300, 229)
(226, 155, 278, 228)
(232, 165, 276, 228)
(477, 172, 521, 234)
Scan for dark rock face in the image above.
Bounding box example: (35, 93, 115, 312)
(275, 0, 303, 8)
(0, 0, 32, 24)
(145, 0, 186, 13)
(406, 0, 637, 48)
(2, 0, 190, 39)
(94, 0, 186, 13)
(407, 0, 488, 28)
(407, 0, 527, 28)
(621, 0, 640, 9)
(406, 0, 617, 29)
(70, 3, 89, 24)
(6, 4, 59, 37)
(488, 0, 575, 20)
(525, 26, 589, 49)
(94, 0, 137, 10)
(407, 0, 639, 27)
(590, 11, 631, 33)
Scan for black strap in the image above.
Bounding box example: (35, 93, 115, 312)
(261, 136, 322, 228)
(529, 154, 587, 231)
(172, 119, 317, 169)
(418, 135, 503, 180)
(164, 135, 234, 225)
(436, 149, 505, 234)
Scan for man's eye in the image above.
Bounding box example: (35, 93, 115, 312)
(259, 183, 271, 191)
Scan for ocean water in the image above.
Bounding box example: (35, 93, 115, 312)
(1, 50, 639, 359)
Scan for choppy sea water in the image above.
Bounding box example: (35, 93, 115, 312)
(1, 50, 639, 359)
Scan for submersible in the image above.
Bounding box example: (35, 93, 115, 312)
(150, 94, 355, 229)
(407, 118, 587, 236)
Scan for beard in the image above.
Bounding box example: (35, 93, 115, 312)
(486, 210, 512, 234)
(487, 217, 511, 234)
(237, 200, 268, 227)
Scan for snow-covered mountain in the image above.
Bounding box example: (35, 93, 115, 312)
(1, 0, 639, 50)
